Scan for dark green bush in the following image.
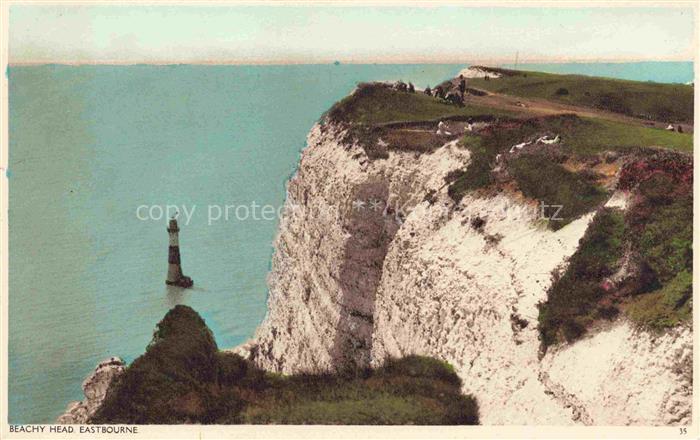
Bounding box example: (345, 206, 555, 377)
(93, 306, 479, 425)
(217, 352, 248, 386)
(92, 305, 222, 424)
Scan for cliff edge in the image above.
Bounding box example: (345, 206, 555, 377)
(236, 75, 693, 425)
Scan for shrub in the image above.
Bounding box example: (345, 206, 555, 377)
(93, 305, 222, 424)
(622, 159, 692, 329)
(93, 306, 479, 425)
(636, 194, 692, 283)
(538, 152, 693, 345)
(470, 216, 486, 231)
(555, 87, 569, 96)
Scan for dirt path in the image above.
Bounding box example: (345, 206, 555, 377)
(467, 88, 694, 134)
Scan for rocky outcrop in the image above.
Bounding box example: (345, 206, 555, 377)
(57, 357, 125, 424)
(235, 120, 692, 425)
(458, 66, 503, 79)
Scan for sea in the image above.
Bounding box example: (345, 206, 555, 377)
(8, 61, 693, 424)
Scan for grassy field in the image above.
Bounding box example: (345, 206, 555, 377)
(93, 305, 479, 425)
(524, 115, 692, 154)
(326, 82, 691, 161)
(467, 67, 694, 124)
(326, 82, 516, 126)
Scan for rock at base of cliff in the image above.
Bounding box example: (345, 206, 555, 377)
(56, 357, 125, 424)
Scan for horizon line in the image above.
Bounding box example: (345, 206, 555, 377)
(8, 56, 694, 67)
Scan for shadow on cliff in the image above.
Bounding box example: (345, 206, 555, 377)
(331, 181, 400, 370)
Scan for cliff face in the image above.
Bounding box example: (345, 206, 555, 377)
(57, 357, 126, 424)
(237, 122, 692, 425)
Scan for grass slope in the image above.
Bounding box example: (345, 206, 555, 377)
(538, 151, 693, 346)
(446, 113, 690, 229)
(468, 67, 694, 124)
(538, 208, 627, 346)
(326, 82, 514, 126)
(508, 154, 608, 230)
(93, 305, 479, 425)
(325, 82, 691, 160)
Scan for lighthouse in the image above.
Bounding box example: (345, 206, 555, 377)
(166, 217, 193, 288)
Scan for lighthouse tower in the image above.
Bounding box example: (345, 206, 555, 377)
(166, 217, 193, 288)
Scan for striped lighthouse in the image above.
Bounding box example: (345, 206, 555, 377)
(166, 217, 193, 288)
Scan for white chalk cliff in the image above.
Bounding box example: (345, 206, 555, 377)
(235, 122, 692, 425)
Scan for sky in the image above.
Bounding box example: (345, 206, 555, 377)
(8, 5, 696, 64)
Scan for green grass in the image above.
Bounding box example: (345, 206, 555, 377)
(242, 356, 476, 424)
(623, 169, 693, 330)
(487, 114, 692, 156)
(324, 82, 520, 159)
(509, 154, 608, 230)
(446, 134, 491, 199)
(244, 395, 441, 425)
(633, 192, 693, 285)
(447, 113, 691, 209)
(468, 68, 694, 123)
(446, 117, 566, 202)
(538, 208, 627, 346)
(93, 306, 479, 425)
(538, 152, 693, 345)
(325, 81, 691, 161)
(561, 117, 692, 155)
(326, 82, 515, 126)
(626, 270, 692, 331)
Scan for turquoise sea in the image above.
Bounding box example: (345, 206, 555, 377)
(8, 62, 694, 424)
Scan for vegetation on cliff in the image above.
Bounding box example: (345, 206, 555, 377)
(508, 154, 608, 230)
(538, 150, 692, 346)
(321, 70, 692, 344)
(92, 305, 479, 425)
(446, 112, 690, 196)
(467, 66, 694, 124)
(620, 153, 693, 331)
(323, 82, 514, 159)
(323, 77, 691, 162)
(538, 208, 627, 345)
(444, 111, 691, 231)
(325, 82, 512, 126)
